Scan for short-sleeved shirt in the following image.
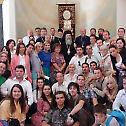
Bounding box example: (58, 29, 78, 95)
(0, 76, 6, 86)
(44, 107, 71, 126)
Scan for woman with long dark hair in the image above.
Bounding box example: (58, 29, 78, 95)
(10, 43, 31, 82)
(31, 84, 53, 126)
(0, 84, 26, 126)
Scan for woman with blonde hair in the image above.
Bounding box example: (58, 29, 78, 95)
(103, 76, 118, 109)
(31, 42, 44, 101)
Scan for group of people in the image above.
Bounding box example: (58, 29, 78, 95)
(0, 26, 126, 126)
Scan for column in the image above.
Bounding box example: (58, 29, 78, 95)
(2, 0, 16, 45)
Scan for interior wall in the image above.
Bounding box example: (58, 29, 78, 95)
(15, 0, 116, 39)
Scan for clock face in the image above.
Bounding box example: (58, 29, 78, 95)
(63, 10, 71, 20)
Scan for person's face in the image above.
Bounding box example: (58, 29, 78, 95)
(103, 32, 110, 40)
(15, 68, 24, 79)
(29, 40, 35, 45)
(118, 29, 125, 38)
(116, 40, 124, 49)
(90, 29, 96, 35)
(12, 87, 22, 101)
(43, 85, 51, 97)
(123, 78, 126, 91)
(36, 44, 41, 52)
(27, 45, 34, 54)
(68, 64, 75, 73)
(9, 41, 15, 49)
(98, 29, 104, 36)
(82, 64, 89, 74)
(77, 76, 85, 87)
(65, 34, 72, 40)
(19, 45, 25, 54)
(97, 40, 103, 48)
(0, 63, 6, 75)
(55, 93, 65, 107)
(94, 69, 102, 79)
(27, 30, 33, 37)
(44, 43, 50, 51)
(45, 35, 51, 42)
(80, 28, 86, 36)
(90, 36, 96, 44)
(69, 86, 78, 97)
(37, 79, 44, 89)
(90, 63, 97, 70)
(76, 47, 83, 56)
(56, 73, 64, 84)
(58, 31, 63, 38)
(106, 80, 115, 90)
(35, 29, 41, 36)
(94, 113, 106, 124)
(50, 28, 55, 36)
(100, 47, 107, 57)
(86, 46, 93, 55)
(54, 46, 61, 53)
(0, 53, 7, 62)
(109, 47, 118, 57)
(41, 29, 47, 36)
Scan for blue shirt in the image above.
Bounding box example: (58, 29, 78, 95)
(38, 51, 51, 68)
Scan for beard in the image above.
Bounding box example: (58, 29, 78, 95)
(66, 39, 72, 46)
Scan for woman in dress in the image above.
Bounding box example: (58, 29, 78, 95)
(0, 84, 26, 126)
(51, 43, 66, 84)
(31, 84, 53, 126)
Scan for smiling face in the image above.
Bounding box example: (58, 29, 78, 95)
(69, 85, 78, 98)
(0, 62, 6, 75)
(0, 53, 8, 62)
(43, 85, 51, 97)
(12, 87, 22, 101)
(109, 47, 118, 57)
(116, 39, 124, 49)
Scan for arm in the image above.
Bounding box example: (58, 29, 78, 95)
(91, 87, 105, 97)
(69, 100, 84, 116)
(0, 79, 9, 96)
(60, 62, 66, 72)
(112, 91, 122, 110)
(26, 82, 33, 106)
(52, 63, 61, 71)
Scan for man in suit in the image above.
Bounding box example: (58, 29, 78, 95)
(36, 27, 47, 43)
(50, 27, 60, 51)
(75, 28, 90, 54)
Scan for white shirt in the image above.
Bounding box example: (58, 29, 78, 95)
(84, 54, 99, 65)
(64, 74, 77, 85)
(23, 36, 30, 45)
(1, 77, 33, 106)
(52, 82, 68, 94)
(113, 89, 126, 111)
(69, 55, 85, 74)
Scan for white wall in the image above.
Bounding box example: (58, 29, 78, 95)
(117, 0, 126, 37)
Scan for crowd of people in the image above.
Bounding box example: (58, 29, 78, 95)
(0, 27, 126, 126)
